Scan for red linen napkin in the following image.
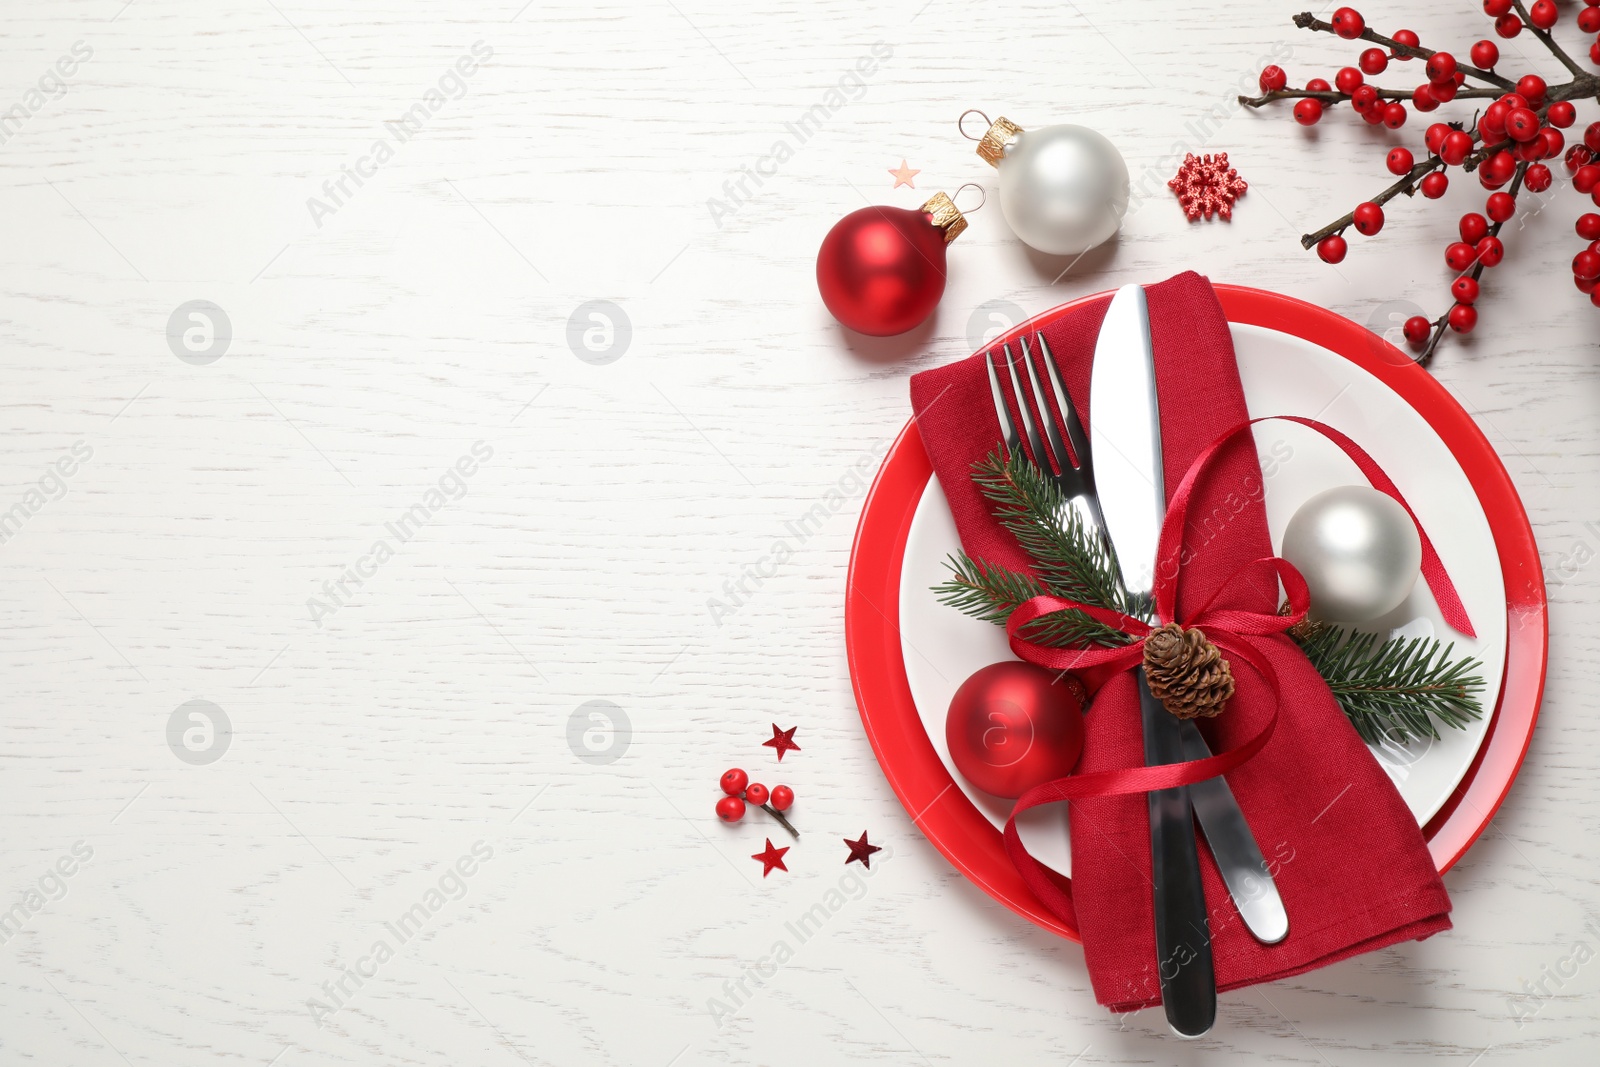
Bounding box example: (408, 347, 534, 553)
(909, 272, 1451, 1011)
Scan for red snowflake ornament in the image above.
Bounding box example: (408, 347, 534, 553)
(1169, 153, 1249, 221)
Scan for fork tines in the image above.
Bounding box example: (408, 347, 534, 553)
(984, 334, 1094, 489)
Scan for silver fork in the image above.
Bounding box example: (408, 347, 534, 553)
(985, 335, 1289, 946)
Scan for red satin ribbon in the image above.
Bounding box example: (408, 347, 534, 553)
(998, 416, 1474, 923)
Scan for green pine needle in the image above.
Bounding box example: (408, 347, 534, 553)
(932, 553, 1132, 650)
(1291, 623, 1485, 746)
(970, 448, 1128, 614)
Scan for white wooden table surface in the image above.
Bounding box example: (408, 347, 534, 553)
(3, 1, 1597, 1063)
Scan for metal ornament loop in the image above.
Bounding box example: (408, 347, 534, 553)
(957, 109, 992, 142)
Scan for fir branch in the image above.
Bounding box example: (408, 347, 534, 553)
(970, 448, 1127, 613)
(933, 553, 1132, 650)
(1292, 623, 1485, 746)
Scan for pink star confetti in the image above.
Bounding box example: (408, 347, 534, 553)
(1169, 152, 1248, 222)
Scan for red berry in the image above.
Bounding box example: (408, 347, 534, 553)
(1403, 315, 1433, 345)
(1352, 85, 1379, 113)
(1495, 13, 1523, 36)
(1306, 78, 1333, 93)
(1568, 146, 1595, 174)
(1294, 99, 1325, 126)
(1382, 102, 1407, 129)
(1575, 251, 1600, 281)
(1484, 0, 1513, 14)
(1353, 201, 1385, 236)
(1528, 0, 1557, 30)
(1425, 122, 1451, 154)
(1593, 289, 1600, 308)
(1336, 66, 1365, 94)
(1393, 29, 1420, 53)
(1513, 137, 1546, 163)
(1539, 128, 1565, 160)
(1477, 235, 1505, 267)
(1411, 85, 1439, 112)
(1318, 234, 1349, 264)
(1446, 242, 1478, 271)
(716, 795, 746, 821)
(1440, 130, 1473, 165)
(1425, 52, 1457, 84)
(1481, 150, 1517, 187)
(1592, 41, 1600, 65)
(744, 782, 769, 806)
(1548, 102, 1577, 129)
(1578, 214, 1600, 241)
(1470, 39, 1500, 67)
(1452, 276, 1481, 304)
(1506, 108, 1541, 142)
(1360, 48, 1389, 75)
(1448, 304, 1478, 333)
(1260, 66, 1288, 93)
(1516, 76, 1547, 106)
(1586, 124, 1600, 153)
(1581, 6, 1600, 32)
(1428, 78, 1459, 103)
(1361, 104, 1388, 126)
(720, 767, 748, 795)
(1387, 147, 1415, 175)
(1578, 275, 1599, 294)
(1486, 192, 1515, 223)
(1481, 102, 1509, 143)
(1331, 7, 1366, 39)
(1578, 165, 1600, 195)
(1525, 163, 1553, 192)
(1421, 171, 1450, 198)
(1460, 212, 1490, 244)
(769, 784, 794, 812)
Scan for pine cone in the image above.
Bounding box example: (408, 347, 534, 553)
(1279, 598, 1325, 643)
(1143, 623, 1234, 720)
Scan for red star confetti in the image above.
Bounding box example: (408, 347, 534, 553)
(762, 724, 800, 761)
(888, 159, 920, 189)
(752, 838, 789, 877)
(843, 831, 881, 869)
(1168, 152, 1248, 222)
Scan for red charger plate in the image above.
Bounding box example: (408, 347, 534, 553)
(845, 284, 1548, 942)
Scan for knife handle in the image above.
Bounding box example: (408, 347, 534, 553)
(1139, 670, 1216, 1039)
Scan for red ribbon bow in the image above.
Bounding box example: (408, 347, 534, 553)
(998, 416, 1474, 922)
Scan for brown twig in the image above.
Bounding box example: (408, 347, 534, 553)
(1418, 162, 1531, 366)
(1509, 0, 1587, 79)
(1238, 86, 1501, 107)
(1292, 10, 1518, 90)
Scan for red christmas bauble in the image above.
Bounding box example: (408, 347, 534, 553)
(816, 203, 956, 336)
(945, 661, 1085, 800)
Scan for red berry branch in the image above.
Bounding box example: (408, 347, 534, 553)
(1240, 5, 1600, 364)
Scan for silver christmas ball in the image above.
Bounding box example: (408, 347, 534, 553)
(1282, 486, 1423, 623)
(997, 124, 1130, 256)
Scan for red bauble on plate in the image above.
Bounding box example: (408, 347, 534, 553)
(945, 661, 1085, 799)
(816, 195, 965, 336)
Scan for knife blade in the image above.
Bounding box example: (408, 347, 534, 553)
(1089, 284, 1216, 1038)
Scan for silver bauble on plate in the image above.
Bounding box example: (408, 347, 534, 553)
(976, 115, 1130, 257)
(1282, 485, 1423, 623)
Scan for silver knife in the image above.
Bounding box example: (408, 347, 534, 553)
(1090, 284, 1215, 1038)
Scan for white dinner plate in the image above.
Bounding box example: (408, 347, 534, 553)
(896, 323, 1508, 876)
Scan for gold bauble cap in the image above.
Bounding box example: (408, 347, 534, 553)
(920, 191, 967, 243)
(976, 116, 1024, 168)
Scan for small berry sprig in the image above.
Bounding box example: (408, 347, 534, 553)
(716, 767, 797, 839)
(1241, 5, 1600, 364)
